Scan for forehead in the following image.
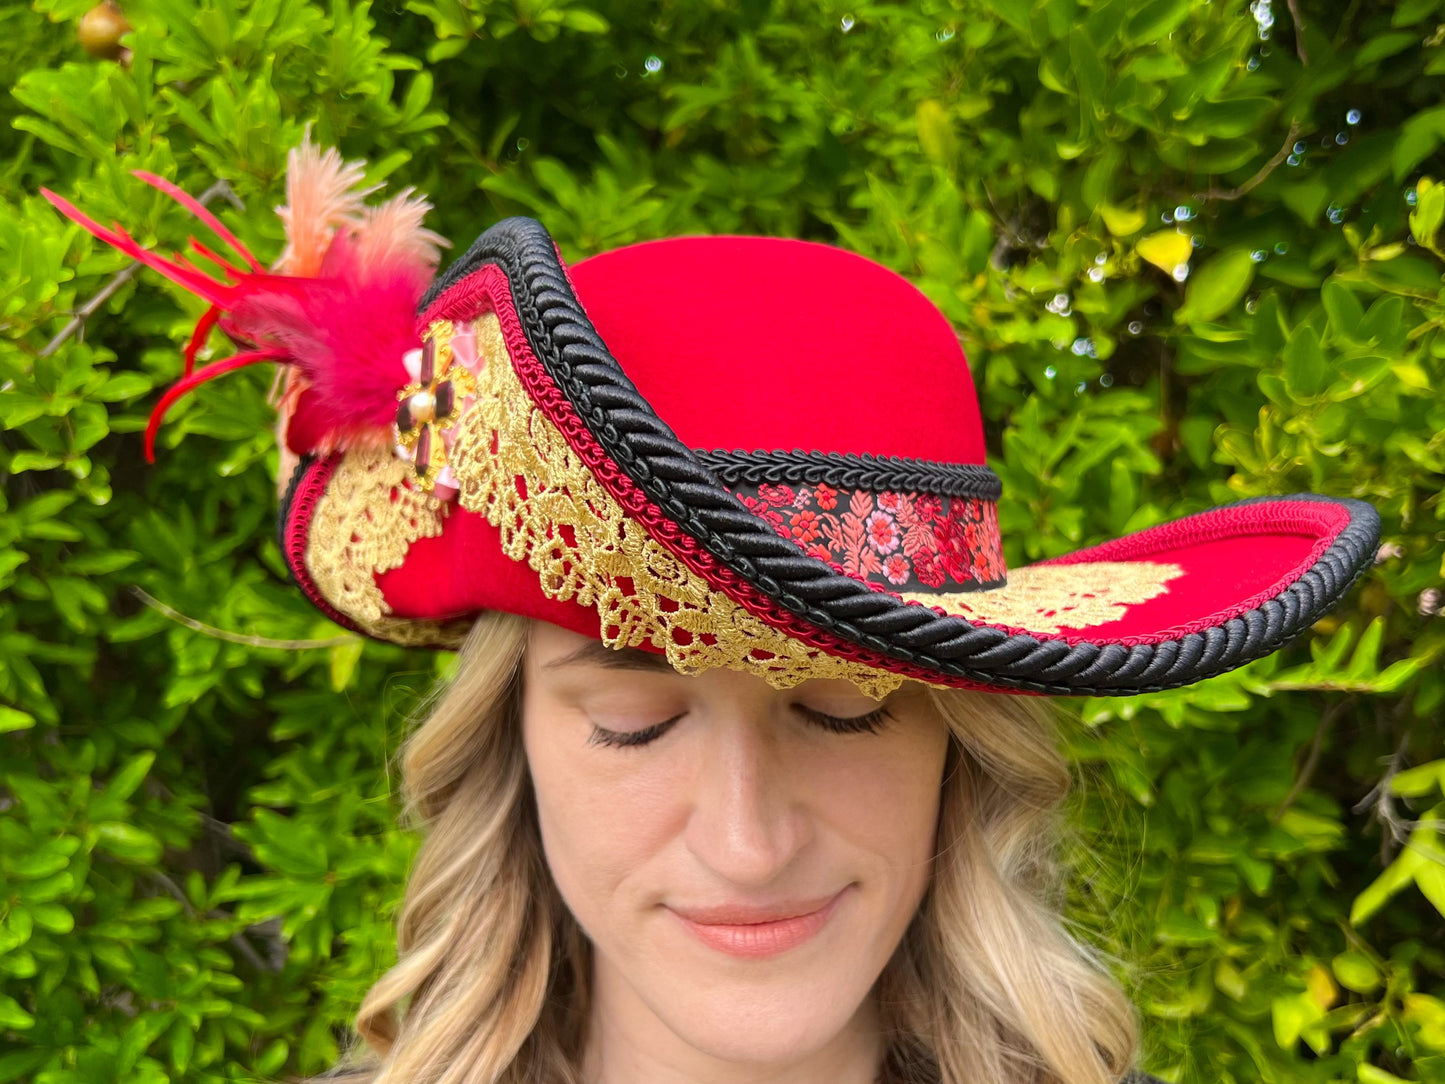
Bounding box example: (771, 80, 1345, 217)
(537, 635, 677, 675)
(521, 622, 927, 709)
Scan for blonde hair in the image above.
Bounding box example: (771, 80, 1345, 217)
(311, 612, 1140, 1084)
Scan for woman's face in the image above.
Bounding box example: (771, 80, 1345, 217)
(521, 621, 951, 1079)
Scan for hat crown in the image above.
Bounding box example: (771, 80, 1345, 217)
(569, 236, 986, 465)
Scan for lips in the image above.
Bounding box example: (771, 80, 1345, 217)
(669, 889, 848, 958)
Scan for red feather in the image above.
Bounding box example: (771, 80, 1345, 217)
(41, 143, 444, 458)
(144, 348, 285, 462)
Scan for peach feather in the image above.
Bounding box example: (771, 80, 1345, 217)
(275, 133, 373, 277)
(353, 187, 448, 274)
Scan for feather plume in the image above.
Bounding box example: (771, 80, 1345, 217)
(275, 132, 373, 277)
(44, 144, 448, 462)
(352, 188, 448, 274)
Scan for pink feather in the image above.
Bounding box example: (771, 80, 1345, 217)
(44, 144, 448, 460)
(232, 229, 433, 436)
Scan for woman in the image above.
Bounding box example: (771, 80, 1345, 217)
(45, 141, 1379, 1084)
(341, 613, 1143, 1084)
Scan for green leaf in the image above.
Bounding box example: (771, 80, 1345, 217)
(1100, 203, 1146, 236)
(254, 1038, 289, 1077)
(559, 7, 609, 33)
(0, 995, 35, 1031)
(1352, 842, 1426, 924)
(0, 1049, 50, 1083)
(1393, 107, 1445, 180)
(92, 821, 164, 865)
(1188, 98, 1276, 139)
(167, 1022, 195, 1075)
(1068, 27, 1107, 117)
(8, 450, 62, 473)
(916, 99, 958, 166)
(1321, 280, 1366, 339)
(1283, 324, 1329, 399)
(92, 372, 156, 402)
(1124, 0, 1191, 43)
(1391, 760, 1445, 798)
(1355, 31, 1417, 66)
(1176, 248, 1256, 325)
(103, 752, 157, 806)
(27, 902, 73, 935)
(1344, 616, 1386, 681)
(328, 638, 364, 692)
(1358, 1065, 1412, 1084)
(1410, 176, 1445, 249)
(1332, 951, 1381, 993)
(1417, 850, 1445, 916)
(0, 706, 35, 733)
(1272, 990, 1322, 1050)
(1156, 908, 1217, 945)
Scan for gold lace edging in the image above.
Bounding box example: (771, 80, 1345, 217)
(900, 561, 1182, 634)
(304, 447, 469, 647)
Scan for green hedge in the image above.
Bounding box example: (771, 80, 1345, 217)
(3, 0, 1443, 1081)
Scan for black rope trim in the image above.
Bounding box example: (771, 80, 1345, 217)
(276, 454, 315, 584)
(421, 218, 1382, 695)
(696, 449, 1002, 500)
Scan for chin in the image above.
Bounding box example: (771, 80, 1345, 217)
(645, 961, 871, 1065)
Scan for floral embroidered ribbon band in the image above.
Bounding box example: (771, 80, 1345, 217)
(45, 144, 1382, 698)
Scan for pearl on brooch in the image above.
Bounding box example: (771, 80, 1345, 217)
(408, 390, 437, 424)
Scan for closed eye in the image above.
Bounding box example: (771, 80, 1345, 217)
(796, 705, 890, 735)
(588, 714, 684, 748)
(588, 705, 891, 749)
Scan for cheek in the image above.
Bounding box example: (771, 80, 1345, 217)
(521, 698, 683, 929)
(811, 723, 949, 871)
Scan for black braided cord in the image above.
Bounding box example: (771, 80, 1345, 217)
(277, 455, 312, 563)
(419, 218, 1382, 696)
(697, 449, 1002, 500)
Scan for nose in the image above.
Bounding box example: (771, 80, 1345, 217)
(683, 711, 811, 887)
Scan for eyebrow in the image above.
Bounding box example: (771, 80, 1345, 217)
(541, 639, 678, 673)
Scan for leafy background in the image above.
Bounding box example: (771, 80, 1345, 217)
(3, 0, 1443, 1081)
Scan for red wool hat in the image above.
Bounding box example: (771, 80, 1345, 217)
(46, 146, 1380, 698)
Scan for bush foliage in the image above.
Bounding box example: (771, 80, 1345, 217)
(3, 0, 1444, 1081)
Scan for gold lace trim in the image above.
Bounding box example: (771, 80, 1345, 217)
(305, 447, 468, 647)
(900, 561, 1182, 634)
(447, 313, 924, 698)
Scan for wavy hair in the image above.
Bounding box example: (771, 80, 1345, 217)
(308, 612, 1140, 1084)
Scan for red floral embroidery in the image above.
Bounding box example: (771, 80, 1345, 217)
(757, 483, 795, 507)
(865, 510, 900, 554)
(788, 509, 822, 544)
(914, 551, 946, 588)
(729, 479, 1005, 594)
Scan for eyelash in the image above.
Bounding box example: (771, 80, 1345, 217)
(588, 706, 890, 749)
(588, 715, 684, 749)
(804, 705, 890, 735)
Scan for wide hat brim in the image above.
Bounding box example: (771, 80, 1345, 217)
(279, 217, 1380, 698)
